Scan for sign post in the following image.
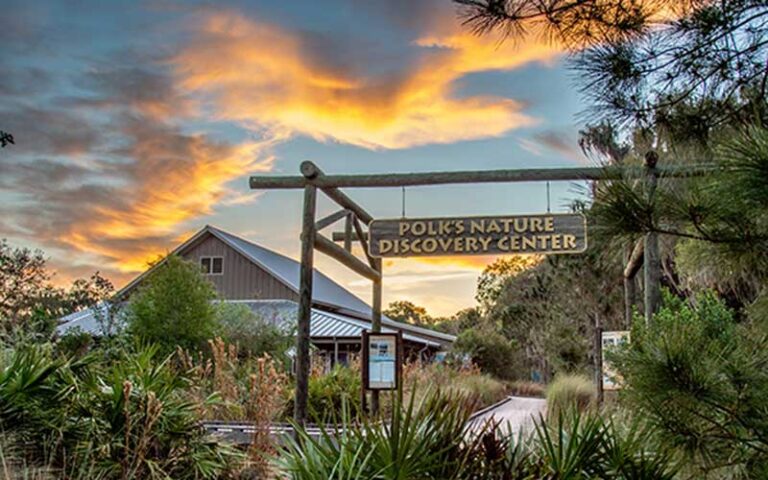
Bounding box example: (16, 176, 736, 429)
(248, 160, 710, 426)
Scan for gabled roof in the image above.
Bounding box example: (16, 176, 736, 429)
(116, 225, 369, 314)
(209, 227, 373, 315)
(115, 225, 455, 345)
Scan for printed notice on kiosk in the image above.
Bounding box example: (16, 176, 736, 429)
(368, 335, 397, 389)
(369, 213, 587, 258)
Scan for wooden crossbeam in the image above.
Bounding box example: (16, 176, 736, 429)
(332, 231, 368, 242)
(250, 164, 718, 190)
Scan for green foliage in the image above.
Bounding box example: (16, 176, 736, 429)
(0, 344, 240, 479)
(614, 291, 768, 477)
(284, 366, 362, 423)
(277, 391, 482, 480)
(383, 300, 433, 326)
(0, 239, 113, 341)
(457, 0, 768, 139)
(475, 256, 538, 312)
(545, 373, 594, 421)
(278, 392, 678, 479)
(453, 327, 519, 380)
(215, 302, 293, 361)
(127, 255, 218, 354)
(484, 239, 624, 380)
(55, 327, 95, 358)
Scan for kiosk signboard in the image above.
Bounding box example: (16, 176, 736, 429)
(362, 332, 401, 391)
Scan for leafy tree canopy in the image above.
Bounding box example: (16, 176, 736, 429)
(457, 0, 768, 139)
(127, 255, 218, 353)
(0, 239, 113, 340)
(384, 300, 435, 326)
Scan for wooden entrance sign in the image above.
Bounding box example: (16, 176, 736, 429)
(369, 213, 587, 258)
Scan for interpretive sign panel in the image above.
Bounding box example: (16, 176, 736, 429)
(601, 330, 630, 391)
(362, 332, 401, 390)
(369, 213, 587, 258)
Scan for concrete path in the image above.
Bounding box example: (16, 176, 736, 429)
(467, 396, 547, 437)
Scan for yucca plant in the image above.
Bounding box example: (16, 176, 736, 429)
(276, 389, 488, 480)
(0, 344, 242, 479)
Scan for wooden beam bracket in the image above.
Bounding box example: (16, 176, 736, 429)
(314, 234, 381, 282)
(315, 209, 350, 231)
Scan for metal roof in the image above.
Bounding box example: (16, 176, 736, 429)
(112, 225, 455, 345)
(209, 227, 373, 315)
(57, 299, 443, 348)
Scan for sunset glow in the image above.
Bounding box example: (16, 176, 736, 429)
(1, 0, 589, 316)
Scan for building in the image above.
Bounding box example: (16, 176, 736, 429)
(58, 225, 455, 366)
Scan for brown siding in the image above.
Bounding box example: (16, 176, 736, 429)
(182, 235, 298, 301)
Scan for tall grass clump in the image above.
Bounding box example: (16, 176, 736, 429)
(546, 373, 594, 420)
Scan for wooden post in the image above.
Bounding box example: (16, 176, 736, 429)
(594, 314, 604, 405)
(344, 213, 353, 252)
(294, 183, 317, 427)
(371, 257, 382, 415)
(644, 152, 661, 325)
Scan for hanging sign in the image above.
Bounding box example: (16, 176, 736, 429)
(369, 213, 587, 258)
(362, 331, 402, 390)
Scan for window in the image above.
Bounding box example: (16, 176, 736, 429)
(200, 256, 223, 275)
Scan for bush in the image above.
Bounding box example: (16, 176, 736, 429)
(127, 255, 218, 354)
(546, 373, 594, 420)
(401, 361, 507, 410)
(277, 391, 483, 479)
(284, 365, 362, 423)
(453, 327, 519, 380)
(0, 344, 240, 479)
(614, 291, 768, 477)
(277, 392, 678, 479)
(215, 302, 293, 362)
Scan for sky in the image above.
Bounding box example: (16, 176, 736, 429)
(0, 0, 594, 316)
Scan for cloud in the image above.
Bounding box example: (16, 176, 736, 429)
(0, 58, 276, 276)
(534, 130, 586, 161)
(171, 10, 562, 149)
(0, 104, 100, 155)
(1, 3, 569, 289)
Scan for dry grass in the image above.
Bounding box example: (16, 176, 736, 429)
(509, 380, 546, 398)
(546, 373, 595, 420)
(179, 338, 289, 478)
(397, 361, 508, 411)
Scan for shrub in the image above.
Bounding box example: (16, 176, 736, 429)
(127, 255, 218, 354)
(614, 291, 768, 477)
(546, 373, 594, 420)
(277, 393, 678, 479)
(283, 365, 363, 423)
(453, 327, 519, 380)
(276, 390, 484, 479)
(0, 344, 240, 479)
(509, 380, 545, 398)
(215, 302, 293, 362)
(401, 361, 507, 410)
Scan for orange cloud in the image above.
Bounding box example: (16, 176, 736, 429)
(59, 135, 276, 273)
(172, 11, 563, 149)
